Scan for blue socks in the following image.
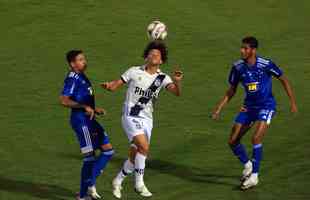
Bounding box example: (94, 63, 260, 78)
(80, 155, 95, 198)
(80, 149, 114, 198)
(90, 149, 114, 186)
(231, 143, 249, 165)
(252, 144, 263, 174)
(231, 143, 263, 175)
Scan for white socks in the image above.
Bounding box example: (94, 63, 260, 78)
(114, 159, 134, 185)
(135, 152, 146, 188)
(114, 152, 147, 188)
(124, 159, 135, 174)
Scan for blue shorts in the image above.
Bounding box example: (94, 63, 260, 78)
(235, 108, 276, 125)
(71, 117, 110, 154)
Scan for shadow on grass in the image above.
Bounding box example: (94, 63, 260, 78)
(146, 158, 238, 186)
(60, 152, 238, 187)
(0, 176, 74, 200)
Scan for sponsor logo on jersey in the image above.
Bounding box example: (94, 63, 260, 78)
(154, 79, 161, 87)
(134, 87, 158, 98)
(246, 82, 259, 92)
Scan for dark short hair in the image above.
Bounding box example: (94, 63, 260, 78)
(242, 36, 258, 49)
(143, 41, 168, 63)
(66, 50, 83, 65)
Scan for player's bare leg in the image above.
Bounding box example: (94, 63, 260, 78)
(112, 134, 152, 199)
(229, 123, 253, 181)
(228, 123, 252, 145)
(241, 121, 268, 190)
(129, 145, 138, 163)
(132, 134, 152, 197)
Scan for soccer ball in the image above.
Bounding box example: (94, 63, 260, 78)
(147, 20, 168, 40)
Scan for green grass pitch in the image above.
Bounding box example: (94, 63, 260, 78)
(0, 0, 310, 199)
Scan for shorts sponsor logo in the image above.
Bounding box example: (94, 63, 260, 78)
(132, 119, 142, 129)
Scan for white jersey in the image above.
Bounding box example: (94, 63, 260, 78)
(121, 65, 173, 120)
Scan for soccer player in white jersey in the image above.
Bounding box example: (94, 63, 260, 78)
(101, 41, 183, 198)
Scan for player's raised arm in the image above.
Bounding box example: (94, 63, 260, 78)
(211, 85, 238, 120)
(166, 70, 183, 96)
(100, 79, 125, 92)
(278, 75, 298, 113)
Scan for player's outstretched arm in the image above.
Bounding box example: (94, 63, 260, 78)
(166, 70, 183, 96)
(100, 79, 125, 92)
(278, 75, 298, 113)
(59, 96, 95, 119)
(211, 85, 237, 120)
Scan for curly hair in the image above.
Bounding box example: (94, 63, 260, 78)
(143, 40, 168, 63)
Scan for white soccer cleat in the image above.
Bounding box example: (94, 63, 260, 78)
(112, 179, 123, 199)
(135, 184, 152, 197)
(88, 186, 102, 199)
(241, 161, 253, 182)
(241, 174, 259, 190)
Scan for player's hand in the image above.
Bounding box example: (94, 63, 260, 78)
(173, 69, 183, 82)
(290, 103, 298, 113)
(100, 82, 111, 90)
(211, 111, 220, 120)
(95, 107, 106, 116)
(84, 105, 95, 120)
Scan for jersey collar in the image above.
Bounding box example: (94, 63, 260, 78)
(141, 65, 161, 73)
(244, 56, 258, 68)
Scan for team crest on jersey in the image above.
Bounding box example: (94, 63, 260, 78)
(138, 77, 142, 81)
(154, 79, 162, 87)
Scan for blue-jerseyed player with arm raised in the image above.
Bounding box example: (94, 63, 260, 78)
(59, 50, 114, 200)
(211, 37, 298, 190)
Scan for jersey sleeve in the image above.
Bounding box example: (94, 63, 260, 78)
(61, 77, 77, 96)
(228, 66, 240, 86)
(266, 61, 283, 78)
(121, 67, 135, 83)
(162, 74, 173, 88)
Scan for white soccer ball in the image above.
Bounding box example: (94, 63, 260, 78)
(147, 20, 168, 40)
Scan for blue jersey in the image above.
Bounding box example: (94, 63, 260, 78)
(228, 56, 283, 109)
(61, 71, 111, 154)
(61, 71, 95, 119)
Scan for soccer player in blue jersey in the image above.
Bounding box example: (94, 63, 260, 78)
(211, 37, 298, 190)
(60, 50, 114, 200)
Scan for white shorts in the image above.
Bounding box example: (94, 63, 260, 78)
(121, 115, 153, 143)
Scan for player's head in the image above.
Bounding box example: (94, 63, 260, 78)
(143, 40, 168, 66)
(240, 36, 258, 60)
(66, 50, 87, 72)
